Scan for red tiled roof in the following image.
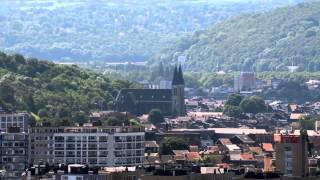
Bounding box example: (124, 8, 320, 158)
(249, 146, 262, 154)
(186, 152, 200, 161)
(173, 150, 189, 156)
(217, 138, 232, 146)
(240, 153, 254, 161)
(174, 155, 186, 161)
(217, 163, 231, 169)
(262, 143, 274, 152)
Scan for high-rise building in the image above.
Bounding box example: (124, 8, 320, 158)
(28, 127, 59, 165)
(29, 125, 145, 167)
(275, 132, 308, 177)
(0, 127, 28, 178)
(234, 72, 256, 92)
(0, 111, 29, 178)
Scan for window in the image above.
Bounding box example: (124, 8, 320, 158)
(66, 136, 75, 142)
(67, 144, 75, 149)
(99, 136, 108, 142)
(88, 144, 97, 149)
(88, 136, 96, 141)
(55, 136, 64, 141)
(61, 176, 83, 180)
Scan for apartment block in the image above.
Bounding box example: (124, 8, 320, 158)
(29, 125, 145, 167)
(275, 134, 308, 177)
(29, 127, 62, 165)
(0, 127, 28, 178)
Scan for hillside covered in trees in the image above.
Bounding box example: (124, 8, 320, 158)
(0, 0, 305, 62)
(150, 1, 320, 72)
(0, 52, 134, 125)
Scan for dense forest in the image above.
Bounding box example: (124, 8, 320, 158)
(150, 1, 320, 72)
(0, 0, 305, 62)
(0, 52, 135, 125)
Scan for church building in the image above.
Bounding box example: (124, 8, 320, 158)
(115, 65, 185, 116)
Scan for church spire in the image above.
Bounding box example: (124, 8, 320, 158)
(172, 65, 179, 85)
(178, 64, 185, 85)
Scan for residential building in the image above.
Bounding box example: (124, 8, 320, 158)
(53, 126, 145, 167)
(145, 141, 160, 154)
(0, 127, 28, 179)
(28, 127, 61, 165)
(275, 133, 308, 177)
(0, 112, 28, 132)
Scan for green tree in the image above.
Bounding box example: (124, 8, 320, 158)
(105, 116, 122, 126)
(299, 116, 315, 130)
(276, 81, 310, 102)
(223, 105, 242, 118)
(240, 96, 266, 114)
(0, 82, 15, 103)
(214, 106, 223, 112)
(148, 109, 164, 124)
(225, 94, 243, 106)
(161, 137, 189, 155)
(72, 111, 88, 124)
(38, 108, 49, 117)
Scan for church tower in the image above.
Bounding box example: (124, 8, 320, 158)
(172, 65, 185, 116)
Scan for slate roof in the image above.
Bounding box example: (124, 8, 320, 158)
(233, 135, 255, 144)
(172, 65, 184, 85)
(116, 88, 172, 103)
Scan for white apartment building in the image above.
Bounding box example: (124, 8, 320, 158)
(52, 126, 145, 167)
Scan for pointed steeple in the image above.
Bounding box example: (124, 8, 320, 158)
(177, 65, 185, 85)
(172, 65, 178, 85)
